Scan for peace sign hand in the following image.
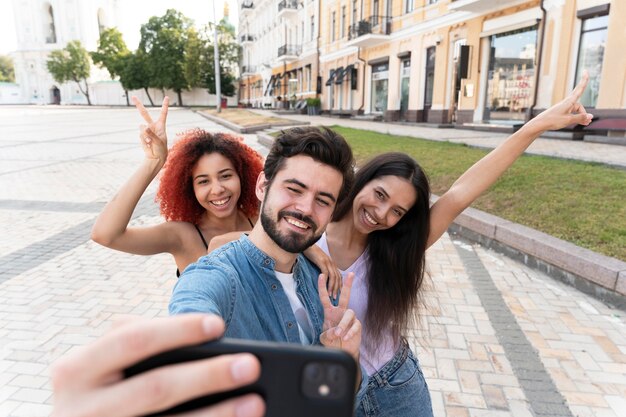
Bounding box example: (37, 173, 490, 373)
(528, 70, 593, 132)
(317, 273, 361, 361)
(132, 96, 169, 164)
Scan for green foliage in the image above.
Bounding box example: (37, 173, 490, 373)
(0, 55, 15, 82)
(329, 126, 626, 261)
(46, 41, 91, 104)
(117, 52, 154, 105)
(184, 27, 203, 89)
(139, 9, 192, 104)
(306, 97, 321, 107)
(201, 20, 240, 97)
(91, 28, 129, 79)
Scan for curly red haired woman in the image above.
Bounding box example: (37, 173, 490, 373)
(92, 96, 341, 287)
(91, 96, 266, 276)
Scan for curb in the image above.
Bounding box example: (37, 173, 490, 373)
(195, 110, 310, 134)
(258, 132, 626, 310)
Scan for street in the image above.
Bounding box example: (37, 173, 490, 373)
(0, 106, 624, 417)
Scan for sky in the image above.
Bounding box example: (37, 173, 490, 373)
(0, 0, 239, 55)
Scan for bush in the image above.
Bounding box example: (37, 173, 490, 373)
(306, 97, 321, 107)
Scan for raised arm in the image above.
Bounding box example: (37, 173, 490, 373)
(427, 72, 593, 248)
(91, 96, 176, 255)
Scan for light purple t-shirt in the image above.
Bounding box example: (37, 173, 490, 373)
(317, 233, 398, 375)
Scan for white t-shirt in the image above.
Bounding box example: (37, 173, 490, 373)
(316, 232, 398, 375)
(275, 271, 314, 344)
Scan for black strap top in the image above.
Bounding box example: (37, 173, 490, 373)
(176, 219, 254, 277)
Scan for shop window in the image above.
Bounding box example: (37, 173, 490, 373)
(485, 25, 538, 122)
(575, 10, 609, 108)
(370, 62, 389, 113)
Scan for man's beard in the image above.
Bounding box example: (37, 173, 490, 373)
(260, 206, 322, 253)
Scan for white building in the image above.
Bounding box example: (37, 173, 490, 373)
(10, 0, 123, 105)
(238, 0, 321, 109)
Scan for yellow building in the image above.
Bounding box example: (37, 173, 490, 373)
(240, 0, 625, 136)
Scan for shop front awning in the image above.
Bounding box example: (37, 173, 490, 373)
(335, 65, 354, 84)
(264, 74, 276, 96)
(325, 69, 338, 86)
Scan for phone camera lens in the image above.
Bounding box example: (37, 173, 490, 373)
(304, 363, 323, 382)
(327, 365, 344, 383)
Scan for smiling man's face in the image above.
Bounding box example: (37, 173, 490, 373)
(259, 155, 343, 253)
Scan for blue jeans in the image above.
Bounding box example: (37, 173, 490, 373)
(356, 338, 433, 417)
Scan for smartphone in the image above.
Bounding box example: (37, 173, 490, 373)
(124, 338, 358, 417)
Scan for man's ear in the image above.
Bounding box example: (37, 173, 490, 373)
(255, 171, 267, 202)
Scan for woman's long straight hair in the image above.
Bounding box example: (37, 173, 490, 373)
(334, 152, 431, 350)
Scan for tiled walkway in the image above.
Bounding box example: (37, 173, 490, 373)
(0, 106, 623, 416)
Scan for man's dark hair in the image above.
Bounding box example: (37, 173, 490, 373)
(264, 127, 355, 210)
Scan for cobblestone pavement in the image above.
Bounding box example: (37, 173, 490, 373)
(249, 110, 626, 169)
(0, 106, 624, 417)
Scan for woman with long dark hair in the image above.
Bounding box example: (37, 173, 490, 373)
(318, 74, 593, 416)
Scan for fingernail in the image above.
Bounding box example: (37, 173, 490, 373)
(335, 328, 342, 337)
(231, 355, 257, 382)
(236, 395, 263, 417)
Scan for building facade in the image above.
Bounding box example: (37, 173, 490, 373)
(10, 0, 121, 105)
(239, 0, 625, 136)
(238, 0, 322, 108)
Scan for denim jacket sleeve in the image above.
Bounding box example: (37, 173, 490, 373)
(168, 259, 236, 324)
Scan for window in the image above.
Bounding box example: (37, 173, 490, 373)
(373, 0, 379, 17)
(405, 0, 414, 14)
(43, 3, 57, 44)
(575, 12, 609, 107)
(306, 65, 312, 91)
(352, 0, 357, 24)
(331, 12, 336, 42)
(341, 6, 346, 38)
(485, 26, 538, 122)
(310, 15, 315, 41)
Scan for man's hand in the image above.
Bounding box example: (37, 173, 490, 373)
(133, 96, 169, 164)
(51, 314, 264, 417)
(317, 273, 362, 361)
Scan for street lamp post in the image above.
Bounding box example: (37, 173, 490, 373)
(212, 1, 222, 113)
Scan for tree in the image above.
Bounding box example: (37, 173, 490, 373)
(0, 55, 15, 82)
(117, 52, 155, 106)
(47, 41, 92, 105)
(91, 28, 131, 105)
(139, 9, 192, 106)
(184, 27, 204, 90)
(202, 20, 240, 97)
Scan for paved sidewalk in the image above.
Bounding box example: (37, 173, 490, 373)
(0, 106, 624, 417)
(248, 110, 626, 169)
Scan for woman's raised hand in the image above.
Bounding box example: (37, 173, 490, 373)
(133, 96, 169, 163)
(527, 70, 593, 133)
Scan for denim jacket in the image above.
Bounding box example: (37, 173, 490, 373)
(169, 235, 324, 344)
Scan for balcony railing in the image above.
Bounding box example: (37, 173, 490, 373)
(348, 15, 391, 40)
(278, 0, 298, 12)
(240, 34, 255, 43)
(277, 44, 301, 57)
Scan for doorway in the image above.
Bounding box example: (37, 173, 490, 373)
(422, 46, 436, 122)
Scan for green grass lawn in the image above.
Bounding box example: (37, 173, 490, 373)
(277, 126, 626, 261)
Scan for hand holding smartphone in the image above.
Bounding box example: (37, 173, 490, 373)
(124, 338, 358, 417)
